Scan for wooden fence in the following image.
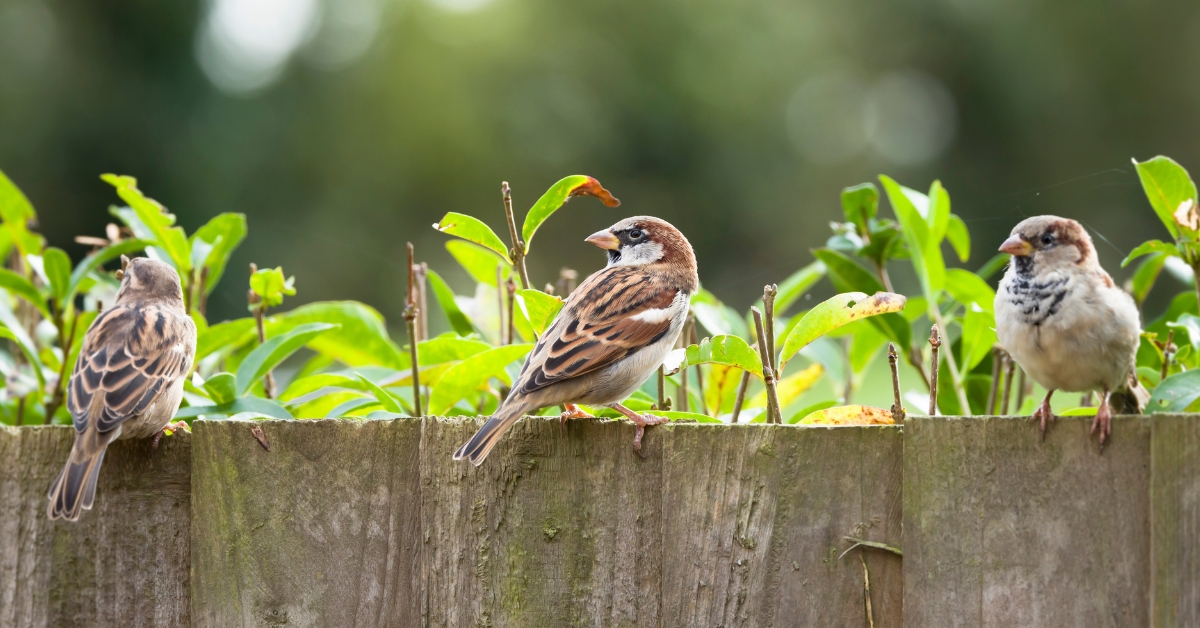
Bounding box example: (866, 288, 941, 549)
(0, 415, 1196, 627)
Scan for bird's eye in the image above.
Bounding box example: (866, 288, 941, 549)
(629, 229, 643, 239)
(1040, 233, 1053, 245)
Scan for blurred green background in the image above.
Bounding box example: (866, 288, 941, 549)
(1, 0, 1195, 330)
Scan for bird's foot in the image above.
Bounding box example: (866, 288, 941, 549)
(610, 403, 669, 456)
(559, 403, 594, 425)
(1091, 402, 1112, 450)
(152, 421, 190, 450)
(1031, 399, 1054, 441)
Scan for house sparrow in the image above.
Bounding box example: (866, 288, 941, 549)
(454, 216, 698, 465)
(47, 256, 196, 520)
(994, 216, 1147, 447)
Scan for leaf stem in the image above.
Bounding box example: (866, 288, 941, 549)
(1162, 329, 1175, 382)
(887, 342, 905, 422)
(505, 277, 516, 346)
(502, 182, 531, 290)
(730, 371, 750, 423)
(930, 307, 971, 414)
(986, 346, 1003, 415)
(248, 263, 276, 399)
(656, 365, 667, 412)
(1000, 353, 1016, 415)
(752, 307, 782, 424)
(405, 243, 422, 417)
(928, 325, 940, 415)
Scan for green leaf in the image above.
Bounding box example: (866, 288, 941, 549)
(880, 175, 945, 302)
(848, 323, 888, 374)
(1133, 156, 1197, 240)
(1167, 313, 1200, 352)
(102, 174, 192, 272)
(433, 212, 512, 262)
(191, 213, 247, 292)
(927, 180, 951, 242)
(945, 214, 970, 262)
(976, 253, 1010, 281)
(685, 335, 763, 379)
(749, 363, 823, 409)
(196, 318, 257, 361)
(778, 292, 907, 371)
(355, 372, 410, 414)
(517, 289, 565, 336)
(202, 372, 238, 405)
(944, 268, 996, 313)
(654, 410, 722, 424)
(521, 175, 620, 253)
(66, 239, 154, 303)
(175, 397, 294, 420)
(1121, 240, 1179, 268)
(1059, 407, 1099, 417)
(428, 343, 533, 415)
(1148, 369, 1200, 413)
(0, 169, 41, 256)
(279, 373, 367, 403)
(774, 260, 826, 315)
(446, 240, 510, 286)
(414, 334, 493, 366)
(274, 301, 405, 368)
(960, 304, 997, 372)
(64, 311, 96, 380)
(249, 266, 296, 309)
(691, 291, 750, 339)
(812, 248, 912, 352)
(41, 247, 71, 306)
(236, 322, 339, 395)
(1131, 252, 1168, 305)
(840, 183, 878, 233)
(426, 269, 474, 336)
(787, 400, 839, 424)
(0, 268, 49, 318)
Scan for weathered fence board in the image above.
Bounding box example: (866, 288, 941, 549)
(1151, 415, 1200, 627)
(904, 416, 1152, 627)
(0, 425, 191, 628)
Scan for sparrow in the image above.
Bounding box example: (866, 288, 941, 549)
(47, 256, 196, 520)
(994, 216, 1147, 448)
(454, 216, 698, 465)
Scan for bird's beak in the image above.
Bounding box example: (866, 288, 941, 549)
(585, 229, 620, 250)
(999, 235, 1032, 256)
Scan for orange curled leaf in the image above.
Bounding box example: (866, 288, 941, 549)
(570, 176, 621, 207)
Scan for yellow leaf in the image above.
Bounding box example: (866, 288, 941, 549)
(749, 363, 823, 409)
(797, 404, 895, 426)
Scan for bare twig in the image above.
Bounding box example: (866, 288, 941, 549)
(861, 554, 875, 628)
(656, 366, 666, 411)
(752, 307, 782, 424)
(505, 277, 517, 345)
(414, 262, 429, 342)
(501, 182, 531, 290)
(888, 343, 905, 422)
(986, 346, 1003, 415)
(42, 311, 80, 424)
(678, 325, 689, 413)
(730, 371, 751, 424)
(495, 265, 505, 344)
(1162, 329, 1175, 382)
(928, 325, 941, 416)
(762, 284, 779, 376)
(1001, 354, 1016, 415)
(405, 243, 422, 417)
(248, 263, 276, 399)
(15, 396, 25, 426)
(839, 536, 904, 560)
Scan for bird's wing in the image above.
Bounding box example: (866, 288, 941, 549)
(67, 303, 196, 433)
(514, 266, 681, 396)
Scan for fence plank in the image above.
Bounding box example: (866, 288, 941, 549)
(1151, 414, 1200, 627)
(0, 425, 191, 628)
(189, 419, 424, 627)
(420, 416, 662, 628)
(660, 424, 903, 627)
(904, 416, 1151, 628)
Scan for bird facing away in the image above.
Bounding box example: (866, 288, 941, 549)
(47, 256, 196, 520)
(453, 216, 699, 466)
(994, 216, 1147, 447)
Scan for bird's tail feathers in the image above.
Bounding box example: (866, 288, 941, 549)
(1109, 372, 1150, 415)
(46, 428, 114, 521)
(453, 398, 534, 466)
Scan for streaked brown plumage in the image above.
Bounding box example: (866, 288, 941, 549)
(454, 216, 698, 465)
(47, 256, 196, 521)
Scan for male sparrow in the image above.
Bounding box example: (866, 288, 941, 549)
(47, 257, 196, 520)
(994, 216, 1147, 447)
(454, 216, 698, 465)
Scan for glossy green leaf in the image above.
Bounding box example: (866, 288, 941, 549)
(355, 373, 409, 414)
(202, 372, 238, 405)
(0, 268, 49, 318)
(849, 323, 888, 374)
(273, 301, 404, 368)
(841, 183, 878, 233)
(812, 248, 912, 352)
(433, 212, 512, 262)
(102, 174, 192, 272)
(517, 289, 565, 335)
(413, 334, 493, 367)
(236, 322, 339, 395)
(175, 396, 294, 419)
(691, 293, 750, 339)
(279, 373, 367, 403)
(881, 175, 945, 301)
(655, 410, 722, 424)
(927, 180, 951, 242)
(521, 175, 620, 253)
(778, 291, 907, 370)
(774, 260, 826, 315)
(960, 304, 996, 372)
(0, 169, 42, 256)
(426, 269, 474, 336)
(749, 363, 823, 409)
(42, 247, 71, 306)
(196, 318, 257, 361)
(192, 213, 247, 292)
(428, 343, 533, 415)
(1131, 252, 1168, 305)
(249, 266, 295, 309)
(1167, 313, 1200, 352)
(1121, 240, 1179, 267)
(66, 239, 154, 303)
(685, 335, 763, 379)
(944, 268, 996, 312)
(945, 214, 970, 262)
(325, 396, 378, 418)
(446, 240, 510, 286)
(976, 253, 1010, 281)
(1148, 369, 1200, 413)
(1133, 156, 1196, 240)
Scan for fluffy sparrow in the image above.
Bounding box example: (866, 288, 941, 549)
(994, 216, 1147, 447)
(47, 256, 196, 520)
(454, 216, 698, 465)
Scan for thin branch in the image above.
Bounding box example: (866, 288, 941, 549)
(678, 323, 689, 413)
(248, 263, 276, 400)
(730, 371, 750, 424)
(752, 307, 782, 424)
(839, 536, 904, 560)
(656, 366, 667, 412)
(861, 554, 875, 628)
(689, 316, 707, 416)
(42, 311, 80, 424)
(986, 346, 1003, 415)
(888, 343, 905, 422)
(405, 243, 422, 416)
(762, 284, 779, 376)
(1016, 367, 1028, 412)
(930, 308, 972, 414)
(1162, 329, 1175, 382)
(496, 265, 506, 344)
(928, 325, 941, 416)
(1000, 352, 1016, 415)
(501, 182, 531, 290)
(505, 277, 516, 346)
(415, 262, 429, 342)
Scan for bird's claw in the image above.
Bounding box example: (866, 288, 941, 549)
(1031, 401, 1054, 441)
(1091, 404, 1112, 450)
(559, 403, 594, 425)
(152, 421, 190, 450)
(629, 413, 668, 455)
